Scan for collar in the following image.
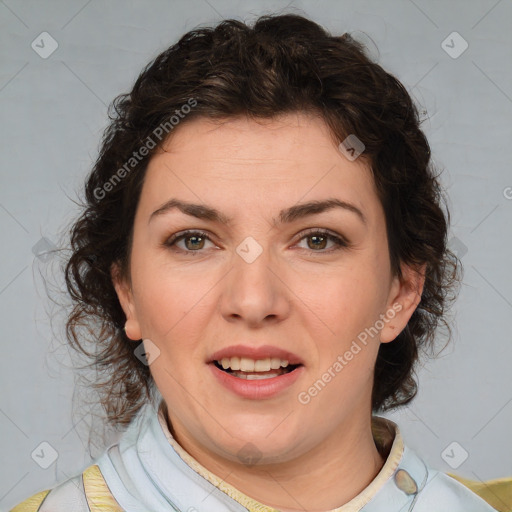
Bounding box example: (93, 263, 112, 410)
(97, 399, 430, 512)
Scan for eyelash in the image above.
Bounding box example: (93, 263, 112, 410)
(163, 228, 349, 256)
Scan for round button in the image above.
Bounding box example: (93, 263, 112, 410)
(394, 468, 418, 495)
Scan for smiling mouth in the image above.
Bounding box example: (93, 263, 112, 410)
(212, 360, 302, 380)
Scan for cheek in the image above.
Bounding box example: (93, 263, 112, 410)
(133, 261, 220, 362)
(131, 257, 199, 336)
(306, 266, 385, 340)
(313, 280, 381, 391)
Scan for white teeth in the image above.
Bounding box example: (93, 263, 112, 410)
(240, 357, 255, 372)
(216, 356, 291, 372)
(271, 357, 286, 370)
(254, 359, 271, 372)
(234, 372, 282, 380)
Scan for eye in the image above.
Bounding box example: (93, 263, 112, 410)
(294, 228, 349, 253)
(163, 230, 215, 255)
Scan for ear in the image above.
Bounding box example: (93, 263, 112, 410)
(380, 262, 426, 344)
(110, 262, 142, 341)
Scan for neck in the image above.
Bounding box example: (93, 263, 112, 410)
(165, 411, 387, 511)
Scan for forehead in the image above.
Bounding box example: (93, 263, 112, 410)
(159, 113, 360, 168)
(139, 113, 380, 224)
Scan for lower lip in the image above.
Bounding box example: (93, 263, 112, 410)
(208, 363, 305, 400)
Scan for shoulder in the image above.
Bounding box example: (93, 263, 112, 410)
(373, 420, 501, 512)
(443, 472, 509, 512)
(414, 468, 501, 511)
(9, 464, 124, 512)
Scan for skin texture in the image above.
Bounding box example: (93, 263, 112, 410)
(112, 112, 425, 511)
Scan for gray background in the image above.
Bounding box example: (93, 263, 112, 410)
(1, 0, 511, 509)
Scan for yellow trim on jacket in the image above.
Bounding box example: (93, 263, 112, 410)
(10, 490, 50, 512)
(9, 465, 124, 512)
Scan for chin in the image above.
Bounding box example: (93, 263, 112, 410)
(207, 427, 302, 466)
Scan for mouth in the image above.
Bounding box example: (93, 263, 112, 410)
(207, 345, 305, 398)
(212, 359, 303, 380)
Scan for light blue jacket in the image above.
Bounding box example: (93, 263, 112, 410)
(10, 400, 498, 511)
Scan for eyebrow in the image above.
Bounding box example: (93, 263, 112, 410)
(148, 198, 367, 226)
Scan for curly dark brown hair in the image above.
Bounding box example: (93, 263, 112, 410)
(62, 13, 461, 431)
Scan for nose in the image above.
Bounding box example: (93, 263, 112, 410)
(219, 237, 291, 327)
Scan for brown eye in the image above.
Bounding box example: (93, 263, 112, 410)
(183, 234, 206, 250)
(307, 234, 328, 250)
(296, 229, 349, 253)
(163, 230, 214, 254)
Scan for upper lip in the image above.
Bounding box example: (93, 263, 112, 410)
(209, 344, 304, 366)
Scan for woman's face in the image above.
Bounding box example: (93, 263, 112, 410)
(112, 112, 423, 467)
